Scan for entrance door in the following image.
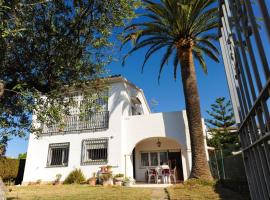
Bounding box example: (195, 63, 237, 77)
(168, 151, 184, 181)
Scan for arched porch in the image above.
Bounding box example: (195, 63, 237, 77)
(129, 137, 188, 182)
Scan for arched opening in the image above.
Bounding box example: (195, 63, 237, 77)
(131, 137, 184, 183)
(131, 97, 143, 115)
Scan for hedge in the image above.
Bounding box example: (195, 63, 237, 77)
(0, 158, 20, 182)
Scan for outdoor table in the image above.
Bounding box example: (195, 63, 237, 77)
(145, 165, 171, 184)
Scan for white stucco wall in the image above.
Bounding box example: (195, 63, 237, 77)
(23, 77, 208, 184)
(23, 81, 129, 183)
(122, 111, 193, 180)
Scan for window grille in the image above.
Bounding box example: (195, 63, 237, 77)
(81, 138, 108, 165)
(47, 143, 69, 167)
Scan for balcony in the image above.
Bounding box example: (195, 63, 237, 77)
(42, 111, 109, 135)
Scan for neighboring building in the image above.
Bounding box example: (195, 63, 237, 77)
(219, 0, 270, 199)
(22, 75, 208, 184)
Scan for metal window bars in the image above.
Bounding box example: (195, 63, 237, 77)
(47, 143, 70, 167)
(81, 138, 108, 165)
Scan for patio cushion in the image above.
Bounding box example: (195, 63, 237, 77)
(162, 169, 170, 175)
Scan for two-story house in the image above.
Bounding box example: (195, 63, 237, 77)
(22, 75, 208, 184)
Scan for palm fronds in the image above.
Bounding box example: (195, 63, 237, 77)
(122, 0, 219, 81)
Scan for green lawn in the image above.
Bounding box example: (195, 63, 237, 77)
(167, 180, 249, 200)
(7, 185, 152, 200)
(7, 181, 248, 200)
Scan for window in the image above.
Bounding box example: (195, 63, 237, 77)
(82, 91, 108, 113)
(159, 152, 168, 165)
(95, 95, 108, 111)
(141, 151, 168, 167)
(150, 152, 158, 166)
(81, 138, 108, 165)
(47, 143, 69, 167)
(131, 97, 144, 115)
(141, 153, 149, 166)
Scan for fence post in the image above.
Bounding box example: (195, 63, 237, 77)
(214, 150, 220, 180)
(220, 148, 226, 180)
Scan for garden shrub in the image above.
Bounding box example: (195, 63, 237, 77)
(63, 169, 85, 184)
(0, 158, 20, 182)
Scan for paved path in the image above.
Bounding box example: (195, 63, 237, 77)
(151, 188, 169, 200)
(130, 183, 170, 199)
(130, 183, 172, 188)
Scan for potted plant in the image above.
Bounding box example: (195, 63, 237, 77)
(123, 177, 135, 187)
(99, 173, 113, 186)
(114, 174, 124, 186)
(53, 174, 62, 185)
(100, 166, 107, 173)
(106, 165, 112, 173)
(88, 173, 97, 186)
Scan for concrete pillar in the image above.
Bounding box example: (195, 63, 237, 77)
(181, 148, 192, 180)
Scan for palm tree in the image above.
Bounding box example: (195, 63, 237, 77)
(122, 0, 219, 180)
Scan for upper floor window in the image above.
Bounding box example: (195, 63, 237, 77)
(131, 97, 143, 115)
(81, 138, 108, 165)
(47, 143, 69, 167)
(81, 91, 108, 114)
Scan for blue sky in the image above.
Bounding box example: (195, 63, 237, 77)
(5, 3, 231, 158)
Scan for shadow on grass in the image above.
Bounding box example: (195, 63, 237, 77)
(214, 180, 250, 200)
(166, 179, 250, 200)
(164, 188, 171, 200)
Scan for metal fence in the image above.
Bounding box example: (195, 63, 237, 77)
(208, 150, 249, 196)
(209, 150, 246, 179)
(42, 111, 109, 135)
(219, 0, 270, 199)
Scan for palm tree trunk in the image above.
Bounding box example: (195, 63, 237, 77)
(178, 46, 212, 180)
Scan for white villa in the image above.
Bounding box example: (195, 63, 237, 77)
(22, 75, 208, 184)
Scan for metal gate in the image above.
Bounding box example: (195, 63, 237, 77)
(219, 0, 270, 199)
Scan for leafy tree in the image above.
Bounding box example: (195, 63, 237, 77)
(0, 1, 138, 194)
(206, 97, 239, 152)
(0, 0, 139, 142)
(0, 134, 8, 157)
(18, 152, 27, 159)
(122, 0, 219, 180)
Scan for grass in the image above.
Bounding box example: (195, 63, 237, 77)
(166, 179, 248, 200)
(7, 185, 152, 200)
(6, 180, 248, 200)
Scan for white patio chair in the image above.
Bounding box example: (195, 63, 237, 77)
(155, 167, 165, 184)
(169, 167, 177, 184)
(161, 168, 170, 184)
(147, 168, 157, 183)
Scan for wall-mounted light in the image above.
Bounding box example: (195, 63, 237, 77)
(156, 138, 161, 147)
